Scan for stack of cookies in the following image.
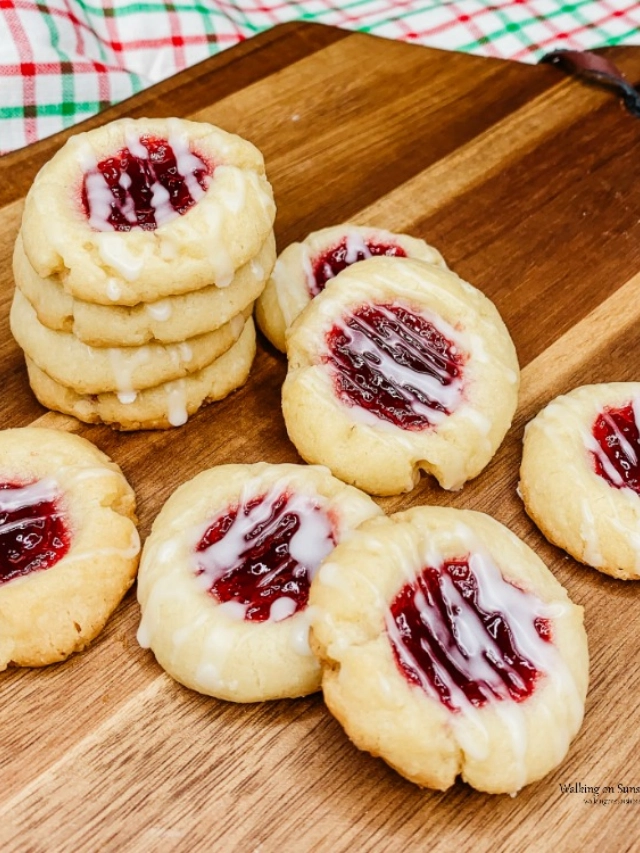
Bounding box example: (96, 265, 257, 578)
(11, 116, 277, 430)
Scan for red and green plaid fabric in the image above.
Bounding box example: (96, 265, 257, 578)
(1, 0, 639, 155)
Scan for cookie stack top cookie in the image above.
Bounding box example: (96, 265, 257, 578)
(21, 117, 276, 302)
(12, 117, 277, 430)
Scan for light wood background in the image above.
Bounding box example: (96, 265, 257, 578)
(1, 22, 640, 852)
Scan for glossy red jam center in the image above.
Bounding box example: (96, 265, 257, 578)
(324, 303, 464, 430)
(0, 480, 70, 584)
(82, 135, 210, 232)
(310, 238, 407, 296)
(195, 490, 335, 622)
(388, 559, 551, 711)
(591, 403, 640, 493)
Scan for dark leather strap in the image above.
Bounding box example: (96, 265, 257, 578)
(540, 49, 640, 117)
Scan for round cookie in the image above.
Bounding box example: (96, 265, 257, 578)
(282, 256, 520, 496)
(520, 383, 640, 580)
(13, 229, 275, 347)
(10, 287, 250, 396)
(20, 116, 276, 305)
(255, 223, 447, 352)
(137, 462, 383, 701)
(0, 427, 140, 669)
(25, 317, 257, 431)
(309, 506, 589, 794)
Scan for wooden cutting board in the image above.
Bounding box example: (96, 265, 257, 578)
(1, 21, 640, 851)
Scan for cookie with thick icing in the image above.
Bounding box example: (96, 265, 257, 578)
(0, 427, 140, 669)
(10, 287, 250, 396)
(309, 506, 589, 794)
(14, 229, 275, 347)
(255, 223, 447, 352)
(137, 462, 383, 701)
(520, 383, 640, 580)
(282, 256, 520, 495)
(20, 116, 276, 305)
(25, 317, 257, 431)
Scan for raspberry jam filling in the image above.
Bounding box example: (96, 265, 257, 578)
(591, 403, 640, 493)
(310, 236, 407, 296)
(82, 135, 210, 232)
(325, 303, 465, 430)
(195, 488, 335, 622)
(387, 557, 552, 711)
(0, 479, 70, 584)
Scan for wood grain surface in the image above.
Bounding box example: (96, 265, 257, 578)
(1, 21, 640, 852)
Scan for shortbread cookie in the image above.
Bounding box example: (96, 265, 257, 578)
(282, 256, 520, 495)
(309, 506, 588, 794)
(10, 287, 250, 396)
(255, 223, 447, 352)
(0, 427, 140, 669)
(520, 383, 640, 580)
(25, 317, 257, 430)
(137, 462, 383, 701)
(14, 229, 275, 347)
(21, 116, 276, 305)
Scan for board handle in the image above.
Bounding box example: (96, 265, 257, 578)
(540, 48, 640, 117)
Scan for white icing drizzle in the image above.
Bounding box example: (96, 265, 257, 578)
(150, 182, 174, 228)
(589, 409, 637, 488)
(117, 391, 138, 405)
(85, 172, 117, 233)
(300, 248, 315, 297)
(97, 234, 144, 281)
(344, 228, 375, 264)
(107, 345, 151, 398)
(270, 596, 297, 622)
(64, 531, 140, 566)
(146, 299, 172, 321)
(578, 498, 603, 566)
(124, 125, 149, 159)
(0, 479, 63, 547)
(458, 406, 492, 438)
(216, 165, 247, 215)
(250, 259, 264, 280)
(167, 118, 208, 207)
(245, 168, 275, 215)
(164, 379, 188, 427)
(177, 342, 193, 362)
(106, 278, 123, 301)
(289, 605, 321, 657)
(200, 204, 235, 284)
(192, 482, 334, 624)
(330, 304, 464, 426)
(136, 620, 151, 649)
(216, 272, 233, 288)
(0, 477, 58, 513)
(83, 124, 208, 234)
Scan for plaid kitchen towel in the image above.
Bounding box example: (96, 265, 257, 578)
(1, 0, 640, 155)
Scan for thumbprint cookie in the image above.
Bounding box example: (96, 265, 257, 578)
(520, 383, 640, 579)
(0, 427, 140, 669)
(20, 117, 276, 305)
(309, 506, 589, 794)
(137, 463, 382, 701)
(255, 223, 447, 352)
(282, 256, 519, 495)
